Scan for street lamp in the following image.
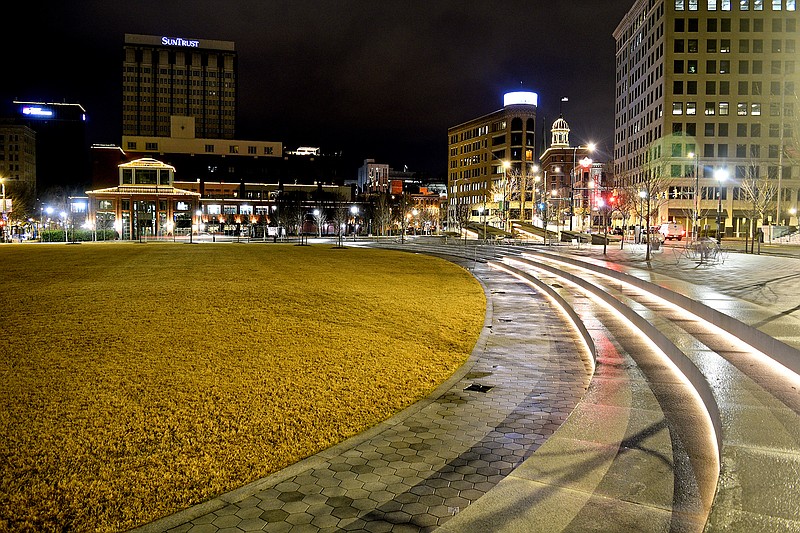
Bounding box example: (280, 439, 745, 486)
(350, 205, 358, 241)
(502, 160, 511, 233)
(60, 211, 68, 243)
(714, 168, 728, 244)
(191, 209, 202, 244)
(0, 178, 6, 243)
(638, 190, 647, 244)
(569, 143, 595, 231)
(688, 152, 700, 239)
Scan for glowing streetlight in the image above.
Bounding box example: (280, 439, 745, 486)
(714, 168, 728, 244)
(688, 152, 700, 238)
(638, 190, 647, 244)
(350, 205, 358, 240)
(502, 161, 511, 233)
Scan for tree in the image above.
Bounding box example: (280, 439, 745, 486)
(452, 200, 472, 244)
(638, 138, 678, 261)
(393, 193, 412, 243)
(738, 162, 777, 254)
(277, 190, 307, 244)
(331, 193, 350, 247)
(313, 207, 328, 238)
(372, 192, 391, 236)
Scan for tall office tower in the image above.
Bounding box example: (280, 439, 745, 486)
(614, 0, 800, 236)
(447, 92, 538, 231)
(122, 34, 237, 140)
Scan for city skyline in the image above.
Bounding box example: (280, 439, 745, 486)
(2, 1, 632, 176)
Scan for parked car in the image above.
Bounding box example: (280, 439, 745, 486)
(658, 222, 686, 241)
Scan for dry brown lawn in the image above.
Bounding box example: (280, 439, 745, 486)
(0, 242, 485, 532)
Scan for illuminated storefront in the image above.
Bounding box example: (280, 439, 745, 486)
(86, 158, 200, 240)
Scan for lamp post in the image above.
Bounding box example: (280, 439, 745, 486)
(569, 143, 595, 232)
(0, 178, 6, 243)
(714, 168, 728, 244)
(45, 206, 53, 242)
(191, 209, 202, 244)
(502, 160, 511, 233)
(60, 211, 68, 243)
(350, 205, 358, 241)
(638, 191, 647, 244)
(688, 152, 700, 239)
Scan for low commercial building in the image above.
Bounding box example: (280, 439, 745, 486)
(86, 158, 200, 240)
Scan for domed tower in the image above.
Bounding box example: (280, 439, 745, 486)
(551, 116, 570, 148)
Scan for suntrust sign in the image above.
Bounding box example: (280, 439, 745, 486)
(161, 36, 200, 48)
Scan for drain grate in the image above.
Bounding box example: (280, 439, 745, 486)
(464, 383, 494, 393)
(465, 371, 493, 379)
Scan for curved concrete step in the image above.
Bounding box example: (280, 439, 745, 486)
(508, 251, 800, 531)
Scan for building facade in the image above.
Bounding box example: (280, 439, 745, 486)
(86, 158, 200, 240)
(614, 0, 800, 237)
(123, 34, 237, 140)
(357, 159, 390, 193)
(0, 121, 37, 214)
(539, 117, 602, 231)
(447, 92, 538, 231)
(11, 101, 88, 193)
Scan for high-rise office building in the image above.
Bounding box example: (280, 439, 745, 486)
(122, 34, 237, 140)
(614, 0, 800, 236)
(447, 92, 538, 231)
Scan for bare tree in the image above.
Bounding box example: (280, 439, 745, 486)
(638, 138, 677, 261)
(313, 207, 328, 238)
(331, 193, 350, 247)
(739, 162, 777, 254)
(372, 192, 392, 236)
(452, 201, 472, 244)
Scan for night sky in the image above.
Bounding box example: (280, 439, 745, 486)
(3, 1, 634, 177)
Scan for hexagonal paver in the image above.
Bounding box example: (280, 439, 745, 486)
(277, 490, 305, 503)
(237, 517, 267, 531)
(212, 514, 241, 528)
(260, 509, 290, 523)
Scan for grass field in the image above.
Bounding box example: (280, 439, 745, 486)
(0, 242, 485, 532)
